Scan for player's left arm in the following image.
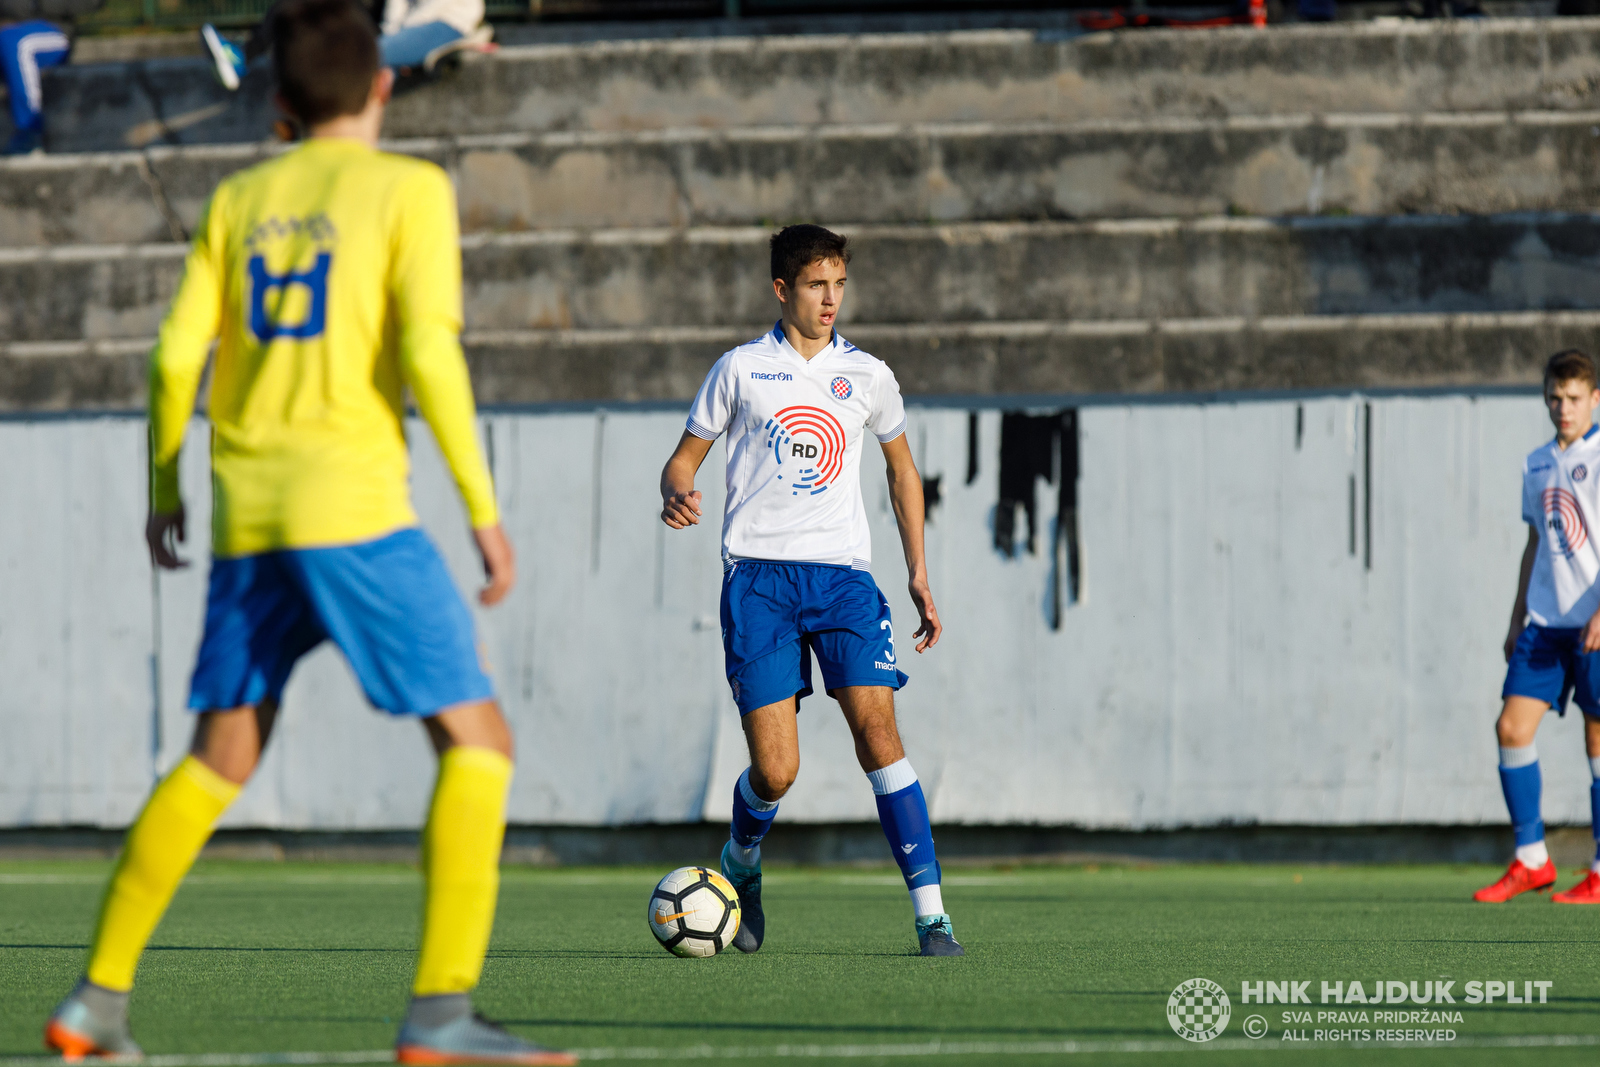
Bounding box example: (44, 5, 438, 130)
(146, 189, 226, 570)
(391, 166, 513, 605)
(881, 433, 941, 652)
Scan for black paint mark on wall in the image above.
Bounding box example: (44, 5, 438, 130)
(1363, 401, 1373, 571)
(1059, 410, 1081, 622)
(996, 413, 1057, 556)
(966, 412, 980, 486)
(1348, 474, 1357, 557)
(995, 410, 1081, 629)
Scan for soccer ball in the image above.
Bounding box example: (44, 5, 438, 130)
(647, 865, 741, 958)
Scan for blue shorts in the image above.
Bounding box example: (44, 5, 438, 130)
(720, 560, 909, 715)
(1502, 624, 1600, 719)
(188, 527, 493, 717)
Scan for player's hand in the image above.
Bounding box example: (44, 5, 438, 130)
(1583, 611, 1600, 654)
(473, 523, 516, 606)
(662, 489, 702, 529)
(1505, 624, 1525, 663)
(908, 576, 941, 652)
(146, 506, 189, 570)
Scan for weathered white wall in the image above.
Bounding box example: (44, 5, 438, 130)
(2, 393, 1593, 830)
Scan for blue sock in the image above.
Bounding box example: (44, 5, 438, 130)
(1591, 780, 1600, 871)
(868, 759, 944, 918)
(1499, 744, 1544, 853)
(728, 768, 777, 868)
(1590, 756, 1600, 871)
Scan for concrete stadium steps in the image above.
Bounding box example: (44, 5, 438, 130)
(15, 20, 1600, 410)
(13, 214, 1600, 344)
(7, 310, 1590, 410)
(13, 111, 1600, 245)
(40, 20, 1600, 152)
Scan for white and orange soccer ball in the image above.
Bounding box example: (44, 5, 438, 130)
(647, 866, 741, 958)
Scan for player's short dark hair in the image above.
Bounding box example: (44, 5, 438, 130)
(271, 0, 380, 127)
(1545, 349, 1598, 392)
(770, 224, 851, 288)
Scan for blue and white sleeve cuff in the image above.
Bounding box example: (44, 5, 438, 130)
(687, 418, 722, 441)
(874, 418, 907, 444)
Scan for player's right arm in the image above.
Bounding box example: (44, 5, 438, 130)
(1506, 524, 1539, 662)
(662, 353, 734, 529)
(146, 190, 227, 569)
(660, 432, 714, 528)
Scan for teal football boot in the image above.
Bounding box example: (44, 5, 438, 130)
(916, 914, 965, 957)
(720, 840, 765, 953)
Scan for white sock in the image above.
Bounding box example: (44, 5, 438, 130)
(1500, 744, 1538, 768)
(866, 757, 919, 796)
(1516, 840, 1550, 868)
(910, 884, 945, 920)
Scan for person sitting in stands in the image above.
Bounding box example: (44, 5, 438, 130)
(201, 0, 490, 91)
(0, 18, 69, 154)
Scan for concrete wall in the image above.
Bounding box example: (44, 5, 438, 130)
(44, 21, 1600, 152)
(2, 391, 1592, 831)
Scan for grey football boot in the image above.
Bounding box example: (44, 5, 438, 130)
(395, 994, 578, 1065)
(720, 840, 765, 953)
(44, 978, 143, 1059)
(916, 914, 965, 957)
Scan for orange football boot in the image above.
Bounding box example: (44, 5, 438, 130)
(1553, 870, 1600, 904)
(1473, 858, 1558, 902)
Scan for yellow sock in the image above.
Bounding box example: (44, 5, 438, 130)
(414, 746, 513, 996)
(86, 756, 240, 991)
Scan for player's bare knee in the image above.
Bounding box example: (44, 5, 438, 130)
(191, 703, 273, 784)
(425, 699, 514, 760)
(750, 754, 798, 800)
(1495, 711, 1515, 747)
(853, 726, 904, 772)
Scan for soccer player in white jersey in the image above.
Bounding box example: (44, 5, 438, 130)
(658, 225, 961, 956)
(1477, 349, 1600, 904)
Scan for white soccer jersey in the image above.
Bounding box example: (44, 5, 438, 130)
(1523, 425, 1600, 627)
(686, 323, 907, 568)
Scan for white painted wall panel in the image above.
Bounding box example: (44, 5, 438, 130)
(4, 393, 1591, 830)
(0, 417, 155, 825)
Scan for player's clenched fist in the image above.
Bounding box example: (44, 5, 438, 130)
(662, 489, 703, 528)
(659, 430, 715, 529)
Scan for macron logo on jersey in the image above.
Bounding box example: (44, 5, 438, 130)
(751, 372, 793, 381)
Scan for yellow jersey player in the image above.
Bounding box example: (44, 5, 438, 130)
(42, 2, 575, 1062)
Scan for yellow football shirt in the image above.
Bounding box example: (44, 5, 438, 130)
(148, 137, 498, 558)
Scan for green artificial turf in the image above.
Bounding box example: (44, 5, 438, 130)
(1, 860, 1598, 1066)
